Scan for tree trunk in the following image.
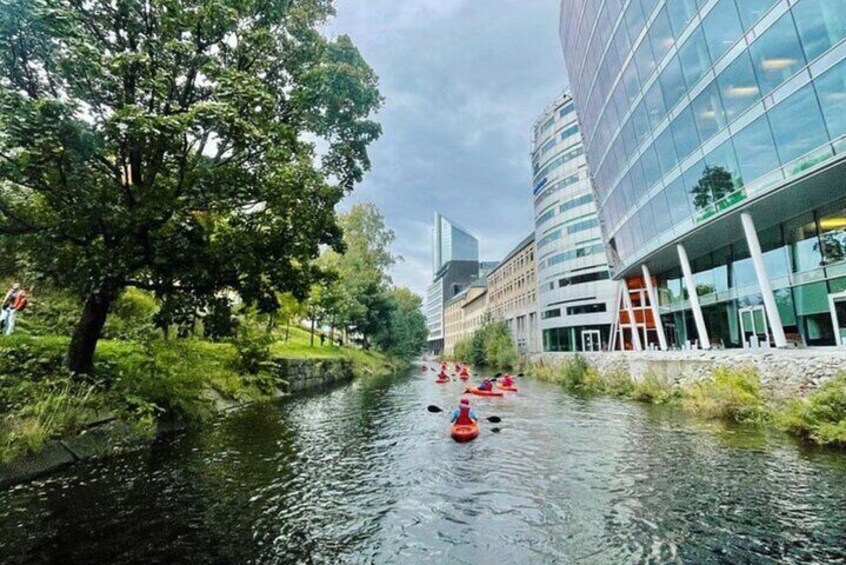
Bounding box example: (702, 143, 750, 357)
(310, 317, 315, 347)
(67, 289, 116, 375)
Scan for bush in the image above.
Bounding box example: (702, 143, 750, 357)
(682, 366, 768, 425)
(631, 373, 676, 404)
(778, 373, 846, 447)
(231, 324, 274, 375)
(103, 287, 159, 339)
(533, 354, 597, 392)
(451, 337, 472, 363)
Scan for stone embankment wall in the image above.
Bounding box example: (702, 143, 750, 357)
(535, 349, 846, 396)
(1, 357, 357, 489)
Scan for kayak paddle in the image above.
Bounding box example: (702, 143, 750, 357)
(427, 405, 501, 423)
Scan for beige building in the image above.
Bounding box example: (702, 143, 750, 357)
(443, 279, 488, 356)
(486, 233, 539, 353)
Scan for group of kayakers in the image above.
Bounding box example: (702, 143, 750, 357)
(422, 360, 517, 442)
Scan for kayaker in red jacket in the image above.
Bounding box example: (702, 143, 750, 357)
(500, 374, 514, 387)
(450, 398, 478, 425)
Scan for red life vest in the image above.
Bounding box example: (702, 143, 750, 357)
(456, 404, 474, 426)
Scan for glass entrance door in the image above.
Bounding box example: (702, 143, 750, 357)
(581, 330, 601, 352)
(739, 306, 768, 348)
(828, 293, 846, 346)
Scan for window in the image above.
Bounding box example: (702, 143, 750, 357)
(667, 0, 698, 38)
(654, 126, 679, 177)
(567, 218, 600, 235)
(567, 303, 608, 315)
(679, 27, 712, 87)
(560, 193, 594, 213)
(559, 103, 575, 119)
(792, 0, 846, 62)
(560, 124, 579, 140)
(659, 54, 688, 111)
(536, 207, 556, 227)
(650, 190, 673, 236)
(749, 11, 807, 97)
(733, 114, 780, 184)
(537, 230, 562, 248)
(648, 7, 675, 62)
(559, 270, 610, 287)
(671, 105, 701, 162)
(717, 51, 761, 121)
(736, 0, 778, 30)
(542, 308, 561, 320)
(702, 0, 743, 62)
(815, 58, 846, 142)
(768, 82, 829, 165)
(691, 82, 726, 143)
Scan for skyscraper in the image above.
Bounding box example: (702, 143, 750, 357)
(560, 0, 846, 349)
(532, 92, 616, 352)
(425, 212, 481, 353)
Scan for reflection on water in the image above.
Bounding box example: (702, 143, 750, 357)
(1, 370, 845, 564)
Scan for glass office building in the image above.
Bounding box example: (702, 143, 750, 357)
(560, 0, 846, 349)
(533, 92, 617, 352)
(432, 212, 480, 274)
(426, 212, 481, 353)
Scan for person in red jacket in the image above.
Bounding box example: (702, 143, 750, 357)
(1, 283, 28, 335)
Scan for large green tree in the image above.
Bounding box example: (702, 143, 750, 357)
(372, 287, 427, 360)
(0, 0, 381, 373)
(321, 202, 396, 347)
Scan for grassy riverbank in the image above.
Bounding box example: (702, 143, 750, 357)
(532, 356, 846, 448)
(0, 327, 399, 464)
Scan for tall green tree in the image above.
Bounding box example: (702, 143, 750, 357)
(323, 202, 397, 347)
(0, 0, 382, 373)
(372, 287, 427, 360)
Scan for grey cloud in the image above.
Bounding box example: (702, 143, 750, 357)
(329, 0, 567, 295)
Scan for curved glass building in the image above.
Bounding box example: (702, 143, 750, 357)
(560, 0, 846, 349)
(532, 92, 617, 352)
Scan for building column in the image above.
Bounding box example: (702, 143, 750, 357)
(622, 280, 643, 351)
(641, 264, 668, 351)
(676, 243, 710, 349)
(740, 211, 788, 348)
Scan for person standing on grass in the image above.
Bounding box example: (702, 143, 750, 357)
(1, 283, 28, 335)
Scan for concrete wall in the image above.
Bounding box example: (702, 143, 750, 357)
(536, 349, 846, 396)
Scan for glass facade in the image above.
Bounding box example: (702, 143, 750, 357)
(560, 0, 846, 348)
(431, 212, 479, 274)
(532, 92, 617, 352)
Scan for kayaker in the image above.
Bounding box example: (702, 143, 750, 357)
(500, 374, 514, 387)
(478, 378, 493, 391)
(438, 370, 448, 380)
(450, 398, 478, 425)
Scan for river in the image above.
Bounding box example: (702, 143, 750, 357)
(1, 367, 845, 564)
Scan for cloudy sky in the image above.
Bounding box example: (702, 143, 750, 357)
(327, 0, 568, 296)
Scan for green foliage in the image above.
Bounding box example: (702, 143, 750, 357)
(631, 373, 677, 404)
(778, 374, 846, 446)
(682, 366, 768, 425)
(371, 287, 428, 360)
(0, 0, 382, 372)
(231, 325, 273, 376)
(451, 337, 473, 365)
(102, 288, 158, 340)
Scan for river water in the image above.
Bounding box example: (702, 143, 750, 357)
(1, 367, 846, 564)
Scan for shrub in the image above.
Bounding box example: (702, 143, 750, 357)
(103, 287, 159, 339)
(533, 355, 597, 392)
(231, 324, 274, 375)
(631, 373, 676, 404)
(682, 366, 768, 425)
(778, 373, 846, 447)
(483, 323, 518, 369)
(451, 337, 472, 363)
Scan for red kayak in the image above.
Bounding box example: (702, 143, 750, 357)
(450, 421, 480, 442)
(465, 387, 504, 397)
(497, 384, 518, 392)
(459, 374, 470, 381)
(435, 377, 449, 384)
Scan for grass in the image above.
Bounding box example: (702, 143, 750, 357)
(778, 374, 846, 447)
(0, 329, 394, 463)
(530, 356, 846, 447)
